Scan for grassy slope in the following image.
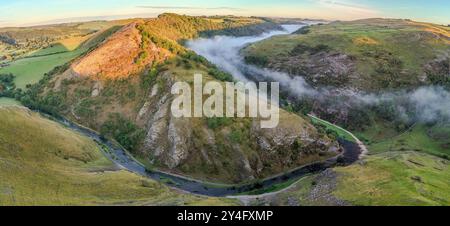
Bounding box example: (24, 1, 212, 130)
(356, 122, 450, 158)
(0, 107, 238, 206)
(261, 151, 449, 206)
(243, 18, 450, 90)
(0, 97, 22, 106)
(334, 151, 449, 206)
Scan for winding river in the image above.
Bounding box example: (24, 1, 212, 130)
(42, 24, 363, 197)
(50, 113, 360, 197)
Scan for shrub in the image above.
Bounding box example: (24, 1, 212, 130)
(0, 73, 16, 97)
(206, 117, 231, 129)
(208, 68, 233, 82)
(244, 55, 268, 66)
(100, 113, 145, 152)
(295, 26, 310, 34)
(229, 130, 243, 143)
(290, 44, 330, 56)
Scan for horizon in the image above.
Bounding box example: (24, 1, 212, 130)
(0, 0, 449, 28)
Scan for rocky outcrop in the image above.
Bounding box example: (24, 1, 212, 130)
(268, 51, 356, 87)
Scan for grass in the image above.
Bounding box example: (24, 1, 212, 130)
(309, 115, 356, 142)
(334, 151, 450, 206)
(357, 123, 450, 158)
(26, 34, 91, 57)
(257, 151, 449, 206)
(0, 97, 22, 107)
(0, 107, 239, 206)
(28, 44, 70, 57)
(0, 48, 85, 89)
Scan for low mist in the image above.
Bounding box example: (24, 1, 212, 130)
(187, 25, 450, 124)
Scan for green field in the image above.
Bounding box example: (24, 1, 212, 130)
(0, 48, 85, 89)
(28, 43, 71, 57)
(0, 107, 239, 206)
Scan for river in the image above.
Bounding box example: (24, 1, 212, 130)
(33, 24, 363, 197)
(48, 112, 360, 197)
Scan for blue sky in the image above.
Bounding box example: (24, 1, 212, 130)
(0, 0, 449, 27)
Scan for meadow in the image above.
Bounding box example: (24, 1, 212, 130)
(0, 48, 85, 89)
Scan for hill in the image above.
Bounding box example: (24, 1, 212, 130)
(0, 107, 238, 205)
(243, 18, 450, 91)
(12, 14, 339, 183)
(242, 19, 450, 145)
(243, 151, 449, 206)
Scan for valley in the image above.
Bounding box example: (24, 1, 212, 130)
(0, 12, 449, 206)
(3, 14, 340, 184)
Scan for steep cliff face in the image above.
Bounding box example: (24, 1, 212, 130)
(33, 14, 340, 183)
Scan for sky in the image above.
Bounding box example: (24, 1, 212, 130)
(0, 0, 449, 27)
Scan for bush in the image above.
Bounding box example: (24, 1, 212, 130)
(100, 113, 145, 152)
(244, 55, 268, 66)
(207, 117, 231, 129)
(208, 68, 233, 82)
(295, 26, 310, 34)
(0, 73, 16, 97)
(229, 130, 243, 143)
(290, 44, 330, 56)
